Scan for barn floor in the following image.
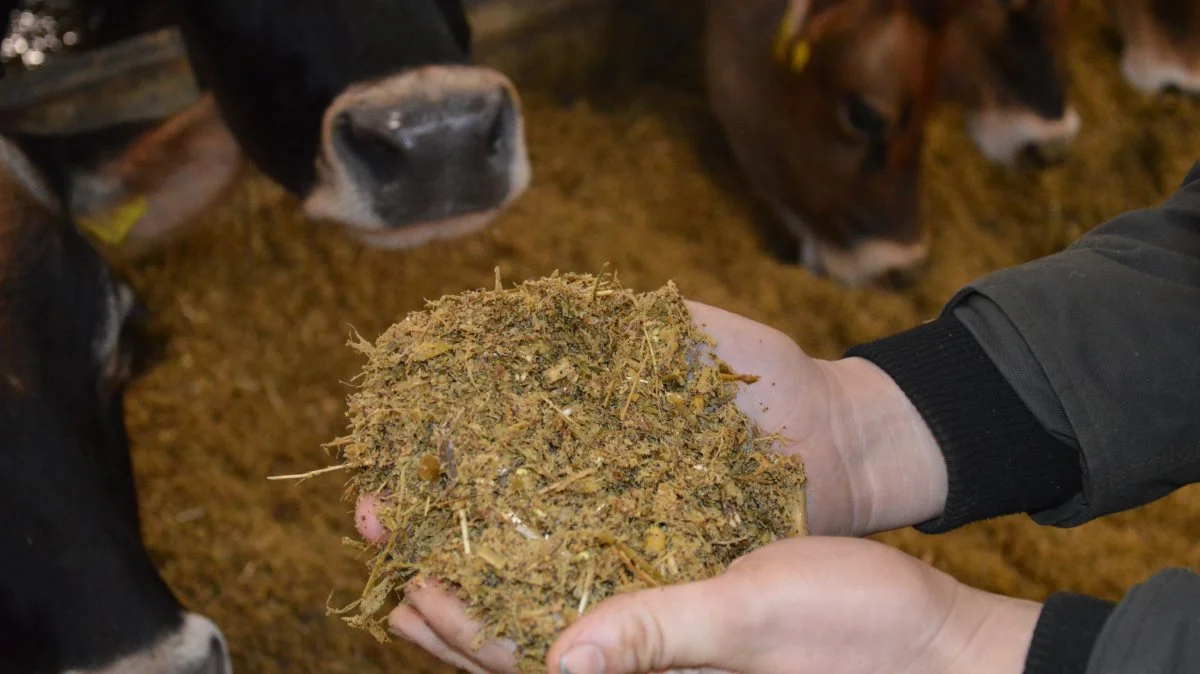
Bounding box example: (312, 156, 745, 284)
(117, 1, 1200, 672)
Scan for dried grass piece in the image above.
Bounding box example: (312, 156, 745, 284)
(331, 271, 807, 672)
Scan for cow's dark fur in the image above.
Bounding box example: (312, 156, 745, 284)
(988, 0, 1068, 120)
(0, 135, 228, 673)
(1152, 0, 1198, 47)
(173, 0, 469, 197)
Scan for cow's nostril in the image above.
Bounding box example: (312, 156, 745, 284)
(1161, 82, 1185, 97)
(486, 89, 517, 160)
(334, 109, 409, 185)
(166, 613, 233, 674)
(192, 633, 231, 674)
(1018, 143, 1047, 169)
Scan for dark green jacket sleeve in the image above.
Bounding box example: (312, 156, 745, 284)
(850, 161, 1200, 531)
(846, 162, 1200, 674)
(951, 164, 1200, 529)
(1084, 569, 1200, 672)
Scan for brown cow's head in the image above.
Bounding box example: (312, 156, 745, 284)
(705, 0, 960, 288)
(942, 0, 1080, 167)
(1103, 0, 1200, 95)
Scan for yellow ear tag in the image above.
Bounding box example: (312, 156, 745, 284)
(772, 21, 811, 73)
(773, 1, 811, 72)
(77, 195, 147, 246)
(787, 40, 811, 73)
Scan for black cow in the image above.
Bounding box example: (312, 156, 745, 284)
(0, 134, 231, 674)
(173, 0, 531, 248)
(1, 0, 532, 255)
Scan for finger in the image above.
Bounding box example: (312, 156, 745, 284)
(546, 579, 737, 674)
(683, 301, 808, 426)
(407, 579, 520, 673)
(355, 492, 389, 543)
(388, 604, 495, 674)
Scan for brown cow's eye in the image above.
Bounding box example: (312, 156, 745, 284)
(839, 95, 890, 139)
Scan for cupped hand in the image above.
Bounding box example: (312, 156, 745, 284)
(355, 528, 1041, 674)
(543, 536, 1042, 674)
(353, 300, 950, 673)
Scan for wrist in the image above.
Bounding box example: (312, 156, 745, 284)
(844, 312, 1084, 534)
(820, 356, 948, 535)
(936, 585, 1042, 674)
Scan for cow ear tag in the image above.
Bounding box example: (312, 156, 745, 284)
(77, 195, 147, 245)
(787, 40, 811, 72)
(772, 16, 811, 73)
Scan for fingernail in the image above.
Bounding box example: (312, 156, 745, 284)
(560, 644, 605, 674)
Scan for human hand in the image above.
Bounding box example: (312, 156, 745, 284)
(353, 300, 952, 672)
(544, 536, 1042, 674)
(356, 535, 1041, 674)
(674, 300, 950, 537)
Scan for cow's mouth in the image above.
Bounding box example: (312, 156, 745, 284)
(770, 202, 927, 289)
(345, 210, 497, 251)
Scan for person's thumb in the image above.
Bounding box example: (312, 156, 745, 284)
(545, 578, 738, 674)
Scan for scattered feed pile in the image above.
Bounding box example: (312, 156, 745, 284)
(329, 271, 807, 671)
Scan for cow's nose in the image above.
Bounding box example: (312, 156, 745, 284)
(92, 612, 233, 674)
(812, 238, 928, 289)
(175, 613, 232, 674)
(186, 634, 231, 674)
(333, 83, 521, 225)
(1120, 50, 1200, 96)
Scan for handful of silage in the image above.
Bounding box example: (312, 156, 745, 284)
(330, 271, 807, 671)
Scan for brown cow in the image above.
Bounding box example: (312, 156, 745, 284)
(705, 0, 961, 288)
(1103, 0, 1200, 94)
(941, 0, 1081, 167)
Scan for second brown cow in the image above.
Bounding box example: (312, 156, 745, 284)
(705, 0, 1075, 287)
(1104, 0, 1200, 95)
(942, 0, 1080, 167)
(706, 0, 946, 288)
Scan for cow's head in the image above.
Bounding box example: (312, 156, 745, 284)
(0, 136, 231, 674)
(705, 0, 962, 288)
(1104, 0, 1200, 95)
(174, 0, 531, 249)
(942, 0, 1080, 167)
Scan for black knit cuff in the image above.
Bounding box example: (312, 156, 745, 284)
(1023, 593, 1115, 674)
(844, 314, 1081, 533)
